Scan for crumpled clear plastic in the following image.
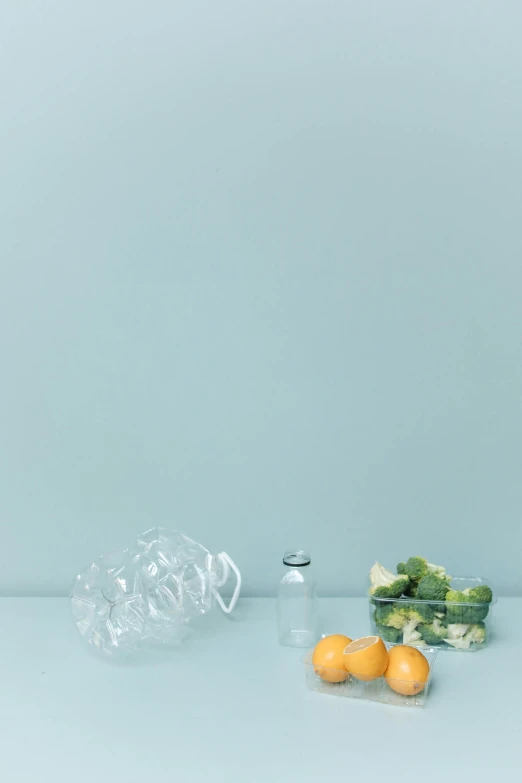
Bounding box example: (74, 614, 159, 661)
(70, 528, 241, 658)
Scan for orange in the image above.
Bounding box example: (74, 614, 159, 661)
(384, 645, 430, 696)
(342, 636, 388, 681)
(312, 634, 352, 683)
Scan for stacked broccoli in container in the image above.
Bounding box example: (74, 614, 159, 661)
(369, 558, 492, 650)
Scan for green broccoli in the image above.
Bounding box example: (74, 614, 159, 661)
(420, 617, 446, 645)
(416, 574, 451, 602)
(445, 587, 491, 624)
(375, 602, 432, 646)
(397, 557, 450, 601)
(444, 623, 487, 650)
(375, 623, 401, 643)
(374, 602, 409, 629)
(398, 557, 424, 598)
(369, 562, 409, 599)
(465, 585, 493, 603)
(398, 557, 450, 584)
(399, 557, 428, 582)
(466, 623, 487, 646)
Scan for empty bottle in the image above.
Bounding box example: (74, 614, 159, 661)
(277, 551, 319, 647)
(71, 528, 241, 658)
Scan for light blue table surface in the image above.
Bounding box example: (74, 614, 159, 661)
(0, 598, 519, 779)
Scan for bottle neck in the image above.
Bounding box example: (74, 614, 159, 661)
(283, 551, 311, 568)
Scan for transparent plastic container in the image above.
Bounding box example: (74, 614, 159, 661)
(303, 644, 437, 708)
(369, 576, 496, 652)
(277, 551, 320, 648)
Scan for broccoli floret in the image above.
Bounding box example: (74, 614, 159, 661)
(420, 617, 446, 645)
(401, 616, 427, 647)
(465, 623, 487, 646)
(400, 557, 429, 582)
(427, 563, 451, 582)
(375, 601, 433, 630)
(446, 585, 492, 604)
(375, 599, 437, 646)
(446, 588, 491, 624)
(375, 623, 401, 643)
(369, 562, 409, 598)
(416, 574, 450, 601)
(398, 558, 450, 602)
(465, 585, 493, 604)
(443, 623, 469, 648)
(444, 623, 486, 650)
(399, 557, 450, 583)
(374, 602, 409, 629)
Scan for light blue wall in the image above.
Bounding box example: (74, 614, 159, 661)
(1, 1, 521, 597)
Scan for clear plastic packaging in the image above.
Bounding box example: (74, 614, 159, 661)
(71, 528, 241, 658)
(303, 643, 437, 708)
(369, 576, 496, 652)
(277, 551, 320, 648)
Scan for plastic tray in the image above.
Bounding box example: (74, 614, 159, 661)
(303, 644, 437, 708)
(369, 576, 496, 652)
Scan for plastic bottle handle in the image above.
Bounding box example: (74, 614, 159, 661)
(213, 552, 241, 614)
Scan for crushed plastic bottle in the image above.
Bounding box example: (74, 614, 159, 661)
(71, 528, 241, 658)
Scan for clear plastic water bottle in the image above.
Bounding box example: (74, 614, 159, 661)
(277, 551, 319, 647)
(71, 528, 241, 658)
